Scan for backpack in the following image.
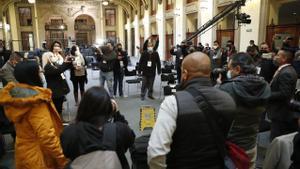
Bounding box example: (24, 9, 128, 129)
(67, 123, 122, 169)
(130, 133, 151, 169)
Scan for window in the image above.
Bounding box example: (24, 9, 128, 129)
(151, 0, 157, 15)
(105, 9, 116, 26)
(106, 31, 116, 43)
(18, 7, 32, 26)
(166, 0, 174, 10)
(21, 32, 34, 51)
(50, 19, 63, 25)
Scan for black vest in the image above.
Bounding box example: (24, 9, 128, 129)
(166, 90, 223, 169)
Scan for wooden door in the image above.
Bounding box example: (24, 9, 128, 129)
(266, 24, 300, 51)
(216, 29, 235, 47)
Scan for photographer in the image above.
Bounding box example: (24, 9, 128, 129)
(42, 41, 72, 116)
(69, 45, 87, 106)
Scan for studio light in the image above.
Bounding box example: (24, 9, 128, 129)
(28, 0, 36, 4)
(102, 0, 109, 6)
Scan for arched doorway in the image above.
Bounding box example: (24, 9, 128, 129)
(74, 14, 95, 47)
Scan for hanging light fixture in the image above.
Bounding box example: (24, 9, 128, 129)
(28, 0, 36, 4)
(102, 0, 109, 6)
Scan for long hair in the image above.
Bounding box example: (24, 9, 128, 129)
(50, 41, 62, 53)
(76, 86, 113, 127)
(14, 61, 43, 87)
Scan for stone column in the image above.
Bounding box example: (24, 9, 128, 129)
(238, 0, 262, 51)
(156, 1, 166, 61)
(117, 5, 125, 45)
(198, 0, 214, 45)
(126, 17, 132, 56)
(143, 9, 150, 39)
(134, 14, 140, 57)
(33, 2, 40, 48)
(174, 0, 186, 45)
(8, 3, 20, 51)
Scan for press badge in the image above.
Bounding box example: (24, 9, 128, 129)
(61, 73, 66, 79)
(147, 61, 152, 67)
(103, 60, 107, 64)
(120, 61, 124, 67)
(256, 67, 261, 74)
(180, 56, 183, 60)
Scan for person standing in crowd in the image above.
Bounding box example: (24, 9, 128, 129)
(60, 86, 135, 169)
(224, 40, 237, 63)
(97, 43, 117, 98)
(249, 40, 259, 52)
(0, 52, 23, 86)
(219, 52, 271, 168)
(246, 45, 261, 66)
(139, 41, 161, 100)
(70, 45, 87, 106)
(42, 41, 72, 116)
(113, 43, 128, 97)
(170, 42, 184, 83)
(258, 42, 277, 83)
(0, 61, 67, 169)
(210, 41, 223, 69)
(148, 52, 236, 169)
(0, 40, 6, 67)
(268, 49, 298, 140)
(292, 50, 300, 77)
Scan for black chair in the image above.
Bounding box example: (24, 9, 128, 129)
(125, 69, 142, 96)
(160, 74, 175, 98)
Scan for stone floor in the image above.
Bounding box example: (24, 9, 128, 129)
(0, 57, 270, 169)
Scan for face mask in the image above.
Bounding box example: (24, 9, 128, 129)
(148, 47, 153, 52)
(260, 50, 268, 54)
(226, 70, 232, 79)
(75, 51, 80, 56)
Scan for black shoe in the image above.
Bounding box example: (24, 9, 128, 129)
(141, 97, 145, 101)
(148, 95, 155, 100)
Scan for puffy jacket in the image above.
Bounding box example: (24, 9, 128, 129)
(220, 75, 271, 150)
(0, 82, 67, 169)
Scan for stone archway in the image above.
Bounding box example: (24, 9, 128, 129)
(74, 14, 96, 47)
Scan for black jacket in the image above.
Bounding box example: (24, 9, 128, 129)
(268, 65, 297, 122)
(139, 51, 161, 77)
(220, 75, 271, 150)
(96, 50, 117, 72)
(44, 62, 71, 98)
(61, 120, 135, 169)
(113, 50, 128, 74)
(167, 78, 236, 169)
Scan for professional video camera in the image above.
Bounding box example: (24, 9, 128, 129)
(211, 66, 228, 82)
(236, 13, 251, 24)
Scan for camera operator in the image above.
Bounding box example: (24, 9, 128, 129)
(170, 42, 185, 83)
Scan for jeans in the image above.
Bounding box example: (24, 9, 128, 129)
(113, 71, 124, 96)
(100, 71, 114, 97)
(141, 76, 155, 98)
